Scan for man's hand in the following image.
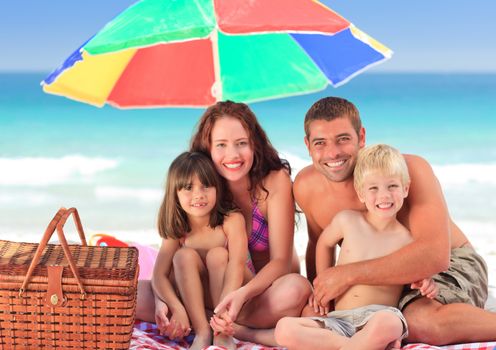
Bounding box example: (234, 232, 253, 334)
(308, 293, 330, 316)
(313, 265, 350, 307)
(411, 278, 438, 299)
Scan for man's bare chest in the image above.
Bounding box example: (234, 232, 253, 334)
(310, 195, 364, 234)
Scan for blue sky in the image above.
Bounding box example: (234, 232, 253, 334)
(1, 0, 495, 72)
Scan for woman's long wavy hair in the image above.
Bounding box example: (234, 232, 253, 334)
(190, 101, 290, 200)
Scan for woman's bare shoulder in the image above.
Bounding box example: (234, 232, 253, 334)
(261, 168, 292, 194)
(223, 211, 246, 229)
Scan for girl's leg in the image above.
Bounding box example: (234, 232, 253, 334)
(234, 273, 312, 345)
(342, 311, 404, 350)
(136, 280, 156, 322)
(173, 247, 211, 350)
(205, 246, 229, 306)
(206, 247, 236, 350)
(275, 317, 348, 350)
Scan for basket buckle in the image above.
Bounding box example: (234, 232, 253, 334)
(46, 265, 65, 308)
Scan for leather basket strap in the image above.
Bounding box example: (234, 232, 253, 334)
(20, 207, 87, 299)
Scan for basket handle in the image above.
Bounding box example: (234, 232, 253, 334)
(20, 207, 87, 299)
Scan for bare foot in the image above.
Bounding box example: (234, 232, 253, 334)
(213, 334, 236, 350)
(190, 332, 212, 350)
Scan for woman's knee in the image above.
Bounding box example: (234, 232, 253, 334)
(205, 246, 228, 270)
(172, 247, 200, 270)
(272, 274, 312, 313)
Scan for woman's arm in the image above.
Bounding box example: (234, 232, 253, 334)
(241, 169, 294, 300)
(221, 212, 249, 300)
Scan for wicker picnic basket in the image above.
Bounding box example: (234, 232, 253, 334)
(0, 208, 139, 349)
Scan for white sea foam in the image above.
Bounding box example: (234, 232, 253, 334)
(0, 191, 57, 206)
(433, 163, 496, 186)
(94, 186, 162, 203)
(280, 150, 496, 186)
(0, 155, 119, 186)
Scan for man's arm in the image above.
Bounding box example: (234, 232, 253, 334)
(314, 155, 450, 306)
(294, 166, 323, 281)
(304, 216, 321, 281)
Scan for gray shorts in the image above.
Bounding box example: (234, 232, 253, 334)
(399, 245, 488, 310)
(310, 304, 408, 339)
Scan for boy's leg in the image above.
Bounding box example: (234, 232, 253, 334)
(342, 310, 404, 350)
(403, 297, 496, 344)
(173, 247, 211, 350)
(274, 317, 348, 350)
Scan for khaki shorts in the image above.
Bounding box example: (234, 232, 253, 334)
(310, 304, 408, 339)
(399, 245, 488, 310)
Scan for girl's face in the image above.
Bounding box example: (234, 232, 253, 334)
(177, 174, 216, 219)
(209, 116, 254, 183)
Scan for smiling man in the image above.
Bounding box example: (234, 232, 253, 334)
(294, 96, 496, 344)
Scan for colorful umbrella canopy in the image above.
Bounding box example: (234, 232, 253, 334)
(42, 0, 392, 108)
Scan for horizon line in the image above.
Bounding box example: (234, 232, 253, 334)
(2, 69, 496, 75)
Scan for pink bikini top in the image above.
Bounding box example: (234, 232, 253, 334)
(249, 202, 270, 253)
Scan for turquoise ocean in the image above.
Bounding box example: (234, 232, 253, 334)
(1, 72, 495, 291)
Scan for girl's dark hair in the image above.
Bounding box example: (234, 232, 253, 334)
(190, 100, 290, 199)
(157, 152, 232, 239)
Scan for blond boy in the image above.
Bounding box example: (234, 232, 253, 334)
(275, 145, 437, 350)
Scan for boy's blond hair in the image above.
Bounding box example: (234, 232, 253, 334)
(354, 144, 410, 192)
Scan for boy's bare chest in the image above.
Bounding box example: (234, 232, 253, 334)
(338, 230, 410, 264)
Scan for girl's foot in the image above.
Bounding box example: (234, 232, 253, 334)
(213, 334, 236, 350)
(190, 332, 212, 350)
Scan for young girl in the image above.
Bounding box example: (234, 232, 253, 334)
(152, 151, 252, 350)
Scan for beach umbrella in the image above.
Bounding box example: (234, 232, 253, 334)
(42, 0, 392, 108)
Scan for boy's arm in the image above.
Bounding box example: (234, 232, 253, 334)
(314, 156, 450, 306)
(312, 214, 344, 314)
(315, 217, 342, 275)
